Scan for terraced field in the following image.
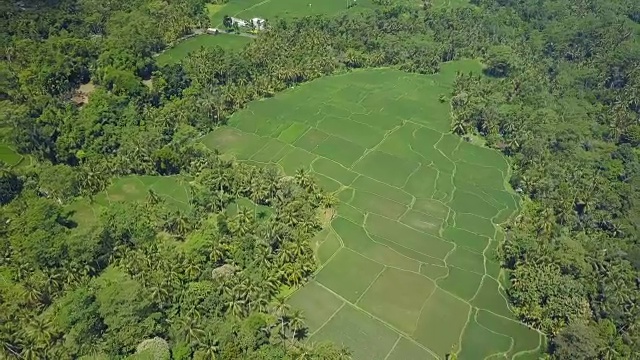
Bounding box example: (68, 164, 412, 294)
(201, 60, 545, 359)
(156, 34, 251, 65)
(209, 0, 376, 27)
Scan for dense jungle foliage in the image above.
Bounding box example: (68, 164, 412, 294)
(1, 0, 639, 358)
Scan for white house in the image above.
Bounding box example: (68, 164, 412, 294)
(250, 17, 266, 30)
(230, 17, 247, 27)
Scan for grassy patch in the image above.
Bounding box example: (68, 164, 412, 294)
(332, 216, 420, 272)
(358, 267, 436, 333)
(225, 197, 273, 219)
(287, 280, 344, 333)
(476, 310, 544, 358)
(458, 312, 512, 360)
(156, 34, 251, 65)
(351, 175, 413, 204)
(96, 175, 190, 212)
(202, 62, 536, 358)
(311, 157, 358, 185)
(314, 248, 384, 303)
(0, 145, 22, 166)
(436, 266, 483, 301)
(310, 304, 398, 360)
(365, 214, 453, 260)
(352, 150, 419, 188)
(413, 288, 470, 357)
(349, 190, 407, 219)
(316, 230, 342, 265)
(209, 0, 378, 28)
(386, 337, 437, 360)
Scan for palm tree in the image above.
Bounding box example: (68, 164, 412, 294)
(235, 207, 253, 236)
(209, 244, 225, 266)
(0, 323, 23, 358)
(452, 116, 468, 135)
(226, 295, 245, 317)
(179, 317, 205, 345)
(292, 343, 313, 360)
(21, 346, 39, 360)
(270, 295, 290, 342)
(27, 317, 54, 343)
(321, 193, 339, 208)
(252, 292, 270, 313)
(336, 346, 352, 360)
(272, 294, 290, 315)
(288, 309, 305, 341)
(146, 189, 162, 207)
(184, 260, 202, 281)
(174, 212, 190, 240)
(149, 283, 170, 308)
(22, 281, 42, 308)
(198, 333, 220, 360)
(538, 207, 555, 237)
(42, 270, 62, 296)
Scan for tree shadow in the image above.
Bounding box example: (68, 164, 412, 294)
(294, 327, 309, 341)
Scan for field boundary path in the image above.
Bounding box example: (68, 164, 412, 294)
(200, 61, 545, 359)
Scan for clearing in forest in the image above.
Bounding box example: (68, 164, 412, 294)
(0, 145, 23, 167)
(156, 34, 251, 65)
(208, 0, 376, 27)
(201, 60, 545, 359)
(66, 175, 192, 230)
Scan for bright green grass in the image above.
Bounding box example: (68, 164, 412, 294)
(458, 311, 512, 360)
(470, 278, 513, 318)
(365, 213, 453, 260)
(420, 262, 449, 280)
(476, 309, 544, 359)
(332, 216, 420, 272)
(309, 303, 398, 360)
(315, 248, 384, 303)
(225, 197, 273, 219)
(399, 209, 443, 235)
(202, 62, 541, 359)
(336, 203, 365, 225)
(156, 34, 251, 65)
(286, 280, 344, 332)
(436, 266, 484, 301)
(386, 337, 437, 360)
(209, 0, 377, 28)
(413, 288, 471, 356)
(316, 230, 342, 265)
(349, 190, 407, 219)
(358, 267, 436, 333)
(350, 174, 413, 204)
(447, 247, 485, 274)
(0, 145, 22, 166)
(206, 3, 225, 24)
(94, 175, 191, 212)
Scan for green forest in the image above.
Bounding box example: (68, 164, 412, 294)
(1, 0, 639, 359)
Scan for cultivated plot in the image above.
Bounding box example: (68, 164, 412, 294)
(156, 34, 251, 65)
(0, 144, 23, 166)
(209, 0, 377, 27)
(201, 61, 543, 359)
(95, 175, 191, 212)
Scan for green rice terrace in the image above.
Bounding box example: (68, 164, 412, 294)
(209, 0, 376, 27)
(200, 60, 545, 359)
(156, 34, 252, 65)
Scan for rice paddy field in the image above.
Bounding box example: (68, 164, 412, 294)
(0, 145, 23, 167)
(209, 0, 376, 27)
(156, 34, 251, 65)
(201, 60, 545, 359)
(66, 175, 192, 229)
